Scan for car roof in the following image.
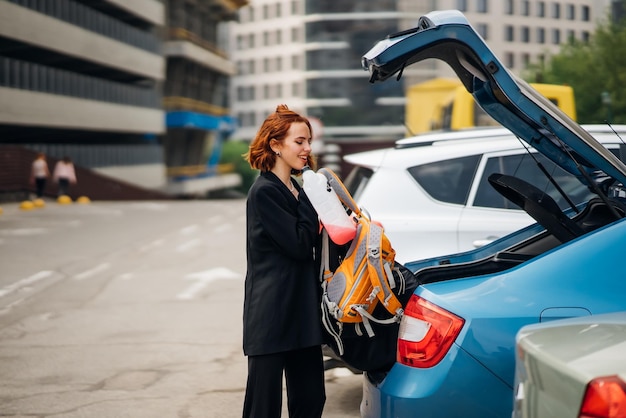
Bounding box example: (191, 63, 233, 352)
(344, 125, 626, 170)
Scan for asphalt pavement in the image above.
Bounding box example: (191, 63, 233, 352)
(0, 198, 362, 418)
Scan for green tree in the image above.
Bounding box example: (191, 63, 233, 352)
(219, 139, 258, 195)
(525, 11, 626, 124)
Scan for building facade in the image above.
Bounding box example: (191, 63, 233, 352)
(228, 0, 613, 148)
(0, 0, 167, 190)
(162, 0, 247, 195)
(0, 0, 246, 199)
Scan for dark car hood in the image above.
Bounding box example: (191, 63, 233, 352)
(362, 10, 626, 188)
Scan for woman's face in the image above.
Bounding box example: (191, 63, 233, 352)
(275, 122, 312, 171)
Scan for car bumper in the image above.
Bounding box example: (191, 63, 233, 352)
(360, 344, 513, 418)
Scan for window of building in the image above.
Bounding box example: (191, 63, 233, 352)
(276, 29, 282, 44)
(505, 25, 515, 42)
(537, 1, 545, 17)
(552, 2, 561, 18)
(236, 35, 244, 50)
(566, 4, 575, 20)
(457, 0, 468, 12)
(582, 5, 590, 21)
(249, 59, 255, 74)
(582, 31, 590, 42)
(276, 83, 282, 99)
(522, 53, 530, 67)
(291, 55, 300, 70)
(521, 26, 530, 43)
(477, 0, 488, 13)
(263, 31, 269, 46)
(291, 1, 300, 15)
(263, 84, 270, 99)
(292, 82, 301, 97)
(522, 1, 530, 16)
(537, 27, 545, 43)
(552, 28, 561, 44)
(263, 4, 270, 19)
(276, 57, 282, 71)
(248, 33, 255, 48)
(567, 29, 575, 41)
(276, 2, 282, 18)
(263, 58, 270, 72)
(505, 0, 514, 15)
(505, 52, 515, 68)
(291, 27, 300, 43)
(477, 23, 489, 40)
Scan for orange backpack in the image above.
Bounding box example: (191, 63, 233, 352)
(317, 168, 405, 355)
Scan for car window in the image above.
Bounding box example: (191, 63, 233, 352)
(343, 166, 373, 202)
(473, 152, 593, 210)
(407, 155, 481, 204)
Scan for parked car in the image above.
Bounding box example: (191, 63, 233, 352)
(357, 10, 626, 418)
(343, 125, 625, 263)
(513, 312, 626, 418)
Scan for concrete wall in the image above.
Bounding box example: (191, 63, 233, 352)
(94, 164, 167, 189)
(0, 2, 164, 81)
(103, 0, 165, 25)
(0, 87, 165, 134)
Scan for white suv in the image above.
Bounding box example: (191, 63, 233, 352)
(342, 125, 625, 263)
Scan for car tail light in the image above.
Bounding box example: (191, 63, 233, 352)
(579, 376, 626, 418)
(397, 294, 464, 368)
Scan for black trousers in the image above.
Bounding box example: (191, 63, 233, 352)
(243, 345, 325, 418)
(35, 178, 46, 198)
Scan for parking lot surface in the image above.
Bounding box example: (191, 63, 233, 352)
(0, 199, 362, 417)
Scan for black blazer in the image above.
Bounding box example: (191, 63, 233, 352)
(243, 171, 324, 356)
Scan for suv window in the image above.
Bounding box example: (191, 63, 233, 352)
(408, 155, 481, 204)
(474, 152, 592, 210)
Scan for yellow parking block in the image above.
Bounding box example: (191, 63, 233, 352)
(33, 198, 45, 208)
(76, 196, 91, 204)
(57, 195, 72, 205)
(20, 200, 35, 210)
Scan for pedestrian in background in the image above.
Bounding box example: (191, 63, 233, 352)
(53, 156, 77, 197)
(242, 104, 326, 418)
(30, 152, 50, 198)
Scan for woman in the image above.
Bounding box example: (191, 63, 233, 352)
(30, 152, 50, 198)
(242, 105, 325, 418)
(53, 156, 77, 197)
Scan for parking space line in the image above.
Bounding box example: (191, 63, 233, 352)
(0, 270, 54, 299)
(176, 238, 201, 253)
(74, 263, 110, 281)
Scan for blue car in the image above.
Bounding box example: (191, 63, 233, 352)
(359, 10, 626, 418)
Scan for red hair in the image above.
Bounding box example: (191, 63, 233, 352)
(245, 104, 316, 173)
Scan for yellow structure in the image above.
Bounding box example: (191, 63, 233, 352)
(19, 200, 35, 210)
(405, 78, 577, 135)
(76, 196, 91, 204)
(33, 198, 45, 208)
(57, 195, 72, 205)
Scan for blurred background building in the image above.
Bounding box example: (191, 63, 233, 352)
(0, 0, 246, 200)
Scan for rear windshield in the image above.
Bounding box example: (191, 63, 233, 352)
(343, 166, 374, 202)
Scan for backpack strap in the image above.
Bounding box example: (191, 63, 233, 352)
(318, 167, 361, 217)
(366, 222, 404, 320)
(319, 228, 345, 355)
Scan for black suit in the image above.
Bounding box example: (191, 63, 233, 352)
(243, 171, 325, 418)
